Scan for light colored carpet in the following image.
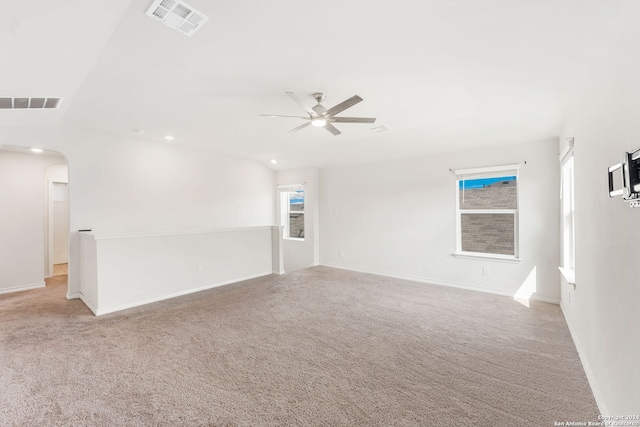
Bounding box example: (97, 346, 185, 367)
(0, 266, 598, 426)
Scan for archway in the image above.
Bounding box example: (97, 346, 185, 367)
(0, 145, 69, 298)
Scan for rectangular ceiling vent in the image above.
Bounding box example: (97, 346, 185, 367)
(146, 0, 209, 37)
(0, 97, 63, 110)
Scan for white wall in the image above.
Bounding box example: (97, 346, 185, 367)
(68, 134, 274, 298)
(0, 151, 66, 293)
(0, 126, 275, 300)
(275, 168, 319, 272)
(80, 227, 274, 315)
(559, 3, 640, 413)
(320, 139, 560, 302)
(68, 135, 274, 236)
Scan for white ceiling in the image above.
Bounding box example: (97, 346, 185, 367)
(1, 0, 614, 169)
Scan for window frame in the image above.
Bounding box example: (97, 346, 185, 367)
(454, 164, 521, 261)
(278, 185, 305, 241)
(559, 142, 575, 284)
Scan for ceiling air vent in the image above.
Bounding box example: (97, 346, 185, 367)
(0, 97, 63, 110)
(146, 0, 209, 37)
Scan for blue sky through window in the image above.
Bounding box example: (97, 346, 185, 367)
(289, 190, 304, 204)
(459, 176, 516, 189)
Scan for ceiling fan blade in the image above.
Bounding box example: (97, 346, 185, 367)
(260, 114, 309, 119)
(285, 92, 316, 116)
(324, 122, 342, 135)
(288, 122, 312, 133)
(325, 95, 363, 116)
(331, 117, 377, 123)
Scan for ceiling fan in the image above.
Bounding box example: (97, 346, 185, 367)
(261, 92, 376, 135)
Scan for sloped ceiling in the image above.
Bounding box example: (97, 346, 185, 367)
(1, 0, 615, 169)
(0, 0, 135, 126)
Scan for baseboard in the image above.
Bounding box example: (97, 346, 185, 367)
(94, 271, 273, 316)
(560, 301, 608, 415)
(0, 282, 46, 295)
(65, 292, 98, 314)
(514, 292, 559, 304)
(321, 263, 560, 304)
(80, 294, 99, 315)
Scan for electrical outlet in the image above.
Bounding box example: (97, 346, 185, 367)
(197, 266, 204, 275)
(482, 267, 490, 276)
(339, 250, 344, 257)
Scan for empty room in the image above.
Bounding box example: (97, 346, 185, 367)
(1, 0, 639, 425)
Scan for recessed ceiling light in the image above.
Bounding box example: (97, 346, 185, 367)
(164, 135, 175, 141)
(271, 159, 277, 164)
(371, 126, 390, 133)
(30, 148, 43, 153)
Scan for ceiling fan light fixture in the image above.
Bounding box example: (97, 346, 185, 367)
(262, 92, 375, 136)
(311, 117, 326, 127)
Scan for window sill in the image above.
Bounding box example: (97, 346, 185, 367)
(558, 267, 576, 287)
(452, 252, 521, 263)
(284, 237, 305, 242)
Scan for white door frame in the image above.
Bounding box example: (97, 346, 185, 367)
(47, 179, 69, 277)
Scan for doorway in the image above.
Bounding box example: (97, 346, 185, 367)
(51, 182, 69, 276)
(0, 148, 68, 297)
(45, 164, 69, 281)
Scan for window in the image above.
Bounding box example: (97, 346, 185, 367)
(561, 150, 575, 272)
(455, 165, 520, 259)
(279, 185, 305, 240)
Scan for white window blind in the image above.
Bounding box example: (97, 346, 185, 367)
(454, 164, 520, 180)
(277, 183, 304, 192)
